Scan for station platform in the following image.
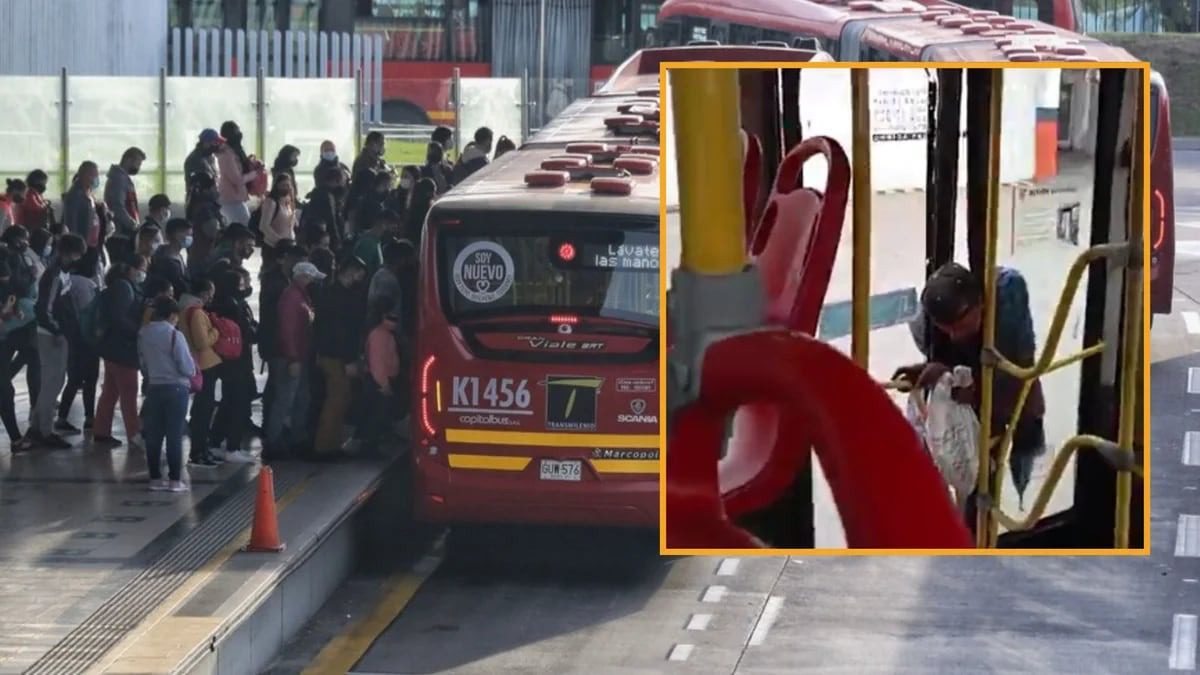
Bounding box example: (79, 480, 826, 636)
(0, 390, 400, 674)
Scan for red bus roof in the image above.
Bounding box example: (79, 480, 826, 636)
(599, 44, 826, 95)
(859, 14, 1138, 61)
(524, 93, 661, 149)
(658, 0, 926, 38)
(434, 147, 660, 217)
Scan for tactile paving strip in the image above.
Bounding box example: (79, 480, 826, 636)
(25, 464, 307, 675)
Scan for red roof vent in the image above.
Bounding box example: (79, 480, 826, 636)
(541, 157, 588, 171)
(564, 143, 609, 155)
(1008, 52, 1042, 62)
(969, 10, 999, 18)
(921, 9, 950, 19)
(1055, 44, 1088, 56)
(626, 104, 660, 121)
(938, 16, 971, 27)
(525, 171, 569, 188)
(549, 152, 594, 163)
(1006, 21, 1035, 30)
(961, 22, 991, 34)
(613, 157, 657, 176)
(623, 146, 661, 157)
(591, 176, 633, 196)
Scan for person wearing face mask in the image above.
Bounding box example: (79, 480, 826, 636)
(0, 178, 28, 233)
(358, 310, 404, 454)
(300, 164, 349, 253)
(63, 161, 104, 249)
(312, 255, 369, 458)
(28, 228, 52, 279)
(353, 171, 397, 234)
(143, 194, 172, 232)
(199, 223, 255, 277)
(353, 131, 389, 178)
(104, 147, 146, 237)
(137, 298, 197, 492)
(272, 145, 300, 188)
(450, 126, 494, 186)
(312, 140, 351, 188)
(135, 223, 163, 261)
(184, 129, 224, 207)
(17, 170, 53, 231)
(0, 231, 40, 444)
(22, 233, 87, 451)
(208, 267, 258, 463)
(184, 171, 226, 274)
(55, 254, 103, 434)
(266, 261, 325, 458)
(420, 143, 451, 195)
(149, 219, 194, 300)
(93, 259, 147, 447)
(179, 278, 224, 468)
(258, 172, 299, 267)
(395, 165, 419, 213)
(216, 121, 259, 226)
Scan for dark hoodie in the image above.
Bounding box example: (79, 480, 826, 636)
(450, 144, 490, 186)
(103, 164, 140, 236)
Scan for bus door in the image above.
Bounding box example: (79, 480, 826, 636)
(949, 69, 1144, 549)
(414, 208, 661, 525)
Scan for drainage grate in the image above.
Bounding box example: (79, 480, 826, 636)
(26, 465, 307, 675)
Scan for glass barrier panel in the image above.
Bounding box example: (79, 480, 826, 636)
(164, 77, 258, 203)
(458, 77, 523, 156)
(68, 76, 162, 206)
(263, 77, 356, 199)
(0, 76, 64, 197)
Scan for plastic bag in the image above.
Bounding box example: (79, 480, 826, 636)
(906, 366, 980, 501)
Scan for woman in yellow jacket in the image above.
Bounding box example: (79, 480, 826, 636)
(178, 278, 224, 467)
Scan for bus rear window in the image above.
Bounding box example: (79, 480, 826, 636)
(438, 225, 660, 326)
(1150, 83, 1161, 154)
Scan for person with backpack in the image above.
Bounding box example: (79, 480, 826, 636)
(93, 259, 147, 447)
(312, 256, 369, 458)
(24, 233, 87, 451)
(179, 278, 224, 467)
(55, 254, 102, 433)
(149, 219, 193, 300)
(208, 267, 257, 463)
(257, 172, 298, 268)
(301, 164, 349, 253)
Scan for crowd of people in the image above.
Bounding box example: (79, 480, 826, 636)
(0, 122, 513, 493)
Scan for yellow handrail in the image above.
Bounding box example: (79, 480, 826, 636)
(670, 68, 746, 276)
(975, 68, 1003, 547)
(851, 68, 872, 369)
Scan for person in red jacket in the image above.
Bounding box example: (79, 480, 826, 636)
(17, 171, 53, 231)
(263, 261, 325, 457)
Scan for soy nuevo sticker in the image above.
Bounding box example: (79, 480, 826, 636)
(453, 241, 515, 304)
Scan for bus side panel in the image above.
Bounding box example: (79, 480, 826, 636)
(1150, 94, 1175, 316)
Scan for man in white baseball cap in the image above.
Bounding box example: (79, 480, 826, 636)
(263, 259, 325, 458)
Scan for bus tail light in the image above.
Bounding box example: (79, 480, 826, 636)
(420, 355, 438, 437)
(550, 313, 579, 325)
(1153, 188, 1165, 250)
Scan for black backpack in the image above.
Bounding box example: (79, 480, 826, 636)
(248, 198, 273, 246)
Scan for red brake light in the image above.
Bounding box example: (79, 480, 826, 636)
(1154, 189, 1165, 250)
(558, 242, 576, 262)
(550, 314, 579, 324)
(420, 355, 437, 437)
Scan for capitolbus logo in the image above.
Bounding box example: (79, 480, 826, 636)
(458, 413, 520, 427)
(617, 398, 657, 424)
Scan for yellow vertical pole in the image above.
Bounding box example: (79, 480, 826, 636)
(850, 68, 872, 368)
(670, 68, 747, 276)
(978, 68, 1003, 548)
(1114, 69, 1146, 549)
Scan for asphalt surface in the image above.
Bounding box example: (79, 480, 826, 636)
(263, 147, 1195, 674)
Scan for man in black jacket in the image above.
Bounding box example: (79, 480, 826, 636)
(23, 233, 87, 450)
(257, 241, 306, 443)
(312, 256, 369, 457)
(301, 165, 349, 253)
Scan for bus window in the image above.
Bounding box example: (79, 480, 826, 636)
(358, 0, 487, 62)
(638, 1, 662, 48)
(1150, 82, 1161, 153)
(594, 0, 666, 64)
(731, 23, 763, 45)
(658, 17, 683, 46)
(438, 225, 660, 330)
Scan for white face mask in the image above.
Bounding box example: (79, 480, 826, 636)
(42, 245, 52, 258)
(321, 151, 337, 162)
(151, 238, 164, 252)
(400, 178, 414, 190)
(133, 270, 147, 283)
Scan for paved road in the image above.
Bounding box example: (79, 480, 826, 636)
(265, 149, 1186, 674)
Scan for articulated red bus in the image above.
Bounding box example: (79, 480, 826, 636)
(656, 0, 1174, 317)
(410, 90, 662, 527)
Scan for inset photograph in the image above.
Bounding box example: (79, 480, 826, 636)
(663, 64, 1149, 553)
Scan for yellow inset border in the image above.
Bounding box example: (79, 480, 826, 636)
(656, 60, 1153, 557)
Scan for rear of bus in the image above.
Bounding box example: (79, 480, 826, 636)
(412, 193, 661, 528)
(1150, 71, 1175, 318)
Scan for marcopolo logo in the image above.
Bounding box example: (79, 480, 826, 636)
(458, 413, 520, 427)
(617, 398, 657, 424)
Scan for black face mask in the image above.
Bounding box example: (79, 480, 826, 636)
(127, 167, 140, 176)
(330, 185, 347, 198)
(12, 241, 27, 252)
(203, 145, 218, 156)
(228, 132, 243, 145)
(237, 286, 252, 299)
(288, 157, 299, 168)
(29, 183, 46, 195)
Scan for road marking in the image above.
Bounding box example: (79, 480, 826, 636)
(1189, 368, 1200, 395)
(701, 585, 727, 603)
(1187, 432, 1200, 466)
(747, 596, 785, 647)
(716, 558, 740, 576)
(686, 613, 712, 631)
(1177, 515, 1200, 557)
(303, 542, 445, 675)
(1185, 312, 1200, 335)
(668, 644, 694, 661)
(1171, 614, 1198, 670)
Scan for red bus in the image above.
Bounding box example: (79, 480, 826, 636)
(656, 0, 1174, 317)
(410, 90, 662, 527)
(355, 0, 666, 125)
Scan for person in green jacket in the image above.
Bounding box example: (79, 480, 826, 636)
(352, 208, 399, 277)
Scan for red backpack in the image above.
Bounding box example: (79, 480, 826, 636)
(210, 314, 243, 360)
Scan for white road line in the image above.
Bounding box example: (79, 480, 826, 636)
(1189, 368, 1200, 395)
(747, 596, 785, 647)
(716, 558, 740, 576)
(1177, 515, 1200, 557)
(701, 585, 727, 603)
(686, 613, 712, 631)
(1185, 312, 1200, 335)
(1187, 432, 1200, 466)
(1171, 614, 1198, 670)
(668, 644, 694, 661)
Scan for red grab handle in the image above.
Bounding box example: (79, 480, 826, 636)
(667, 329, 974, 550)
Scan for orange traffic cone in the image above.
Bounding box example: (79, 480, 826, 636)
(244, 466, 286, 552)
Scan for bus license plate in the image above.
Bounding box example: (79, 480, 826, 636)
(540, 459, 582, 482)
